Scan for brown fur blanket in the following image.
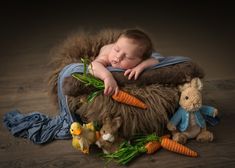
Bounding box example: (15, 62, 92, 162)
(48, 29, 204, 138)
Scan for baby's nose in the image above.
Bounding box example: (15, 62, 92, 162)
(113, 57, 120, 63)
(117, 52, 124, 60)
(115, 53, 124, 61)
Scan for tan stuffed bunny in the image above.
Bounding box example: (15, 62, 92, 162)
(167, 78, 218, 144)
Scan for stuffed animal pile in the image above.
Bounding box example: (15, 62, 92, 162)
(69, 77, 219, 164)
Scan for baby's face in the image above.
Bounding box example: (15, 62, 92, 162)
(108, 37, 144, 69)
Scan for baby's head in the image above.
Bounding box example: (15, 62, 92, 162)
(108, 29, 153, 69)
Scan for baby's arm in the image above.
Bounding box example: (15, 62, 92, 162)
(90, 58, 118, 96)
(124, 57, 159, 80)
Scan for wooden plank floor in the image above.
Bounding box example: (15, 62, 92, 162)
(1, 2, 235, 167)
(1, 47, 235, 168)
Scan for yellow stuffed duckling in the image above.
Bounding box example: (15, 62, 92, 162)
(70, 122, 98, 154)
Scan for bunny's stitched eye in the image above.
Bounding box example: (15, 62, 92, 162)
(185, 96, 189, 100)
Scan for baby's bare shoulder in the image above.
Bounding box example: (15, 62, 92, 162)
(100, 44, 114, 53)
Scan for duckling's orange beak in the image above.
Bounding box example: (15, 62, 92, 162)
(73, 129, 81, 135)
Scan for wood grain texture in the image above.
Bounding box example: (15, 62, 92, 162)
(1, 50, 235, 167)
(0, 2, 235, 166)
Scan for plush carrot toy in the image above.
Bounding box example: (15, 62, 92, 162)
(144, 141, 161, 154)
(160, 137, 198, 157)
(111, 90, 147, 109)
(104, 133, 198, 165)
(72, 59, 147, 109)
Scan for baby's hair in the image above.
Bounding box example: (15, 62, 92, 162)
(118, 28, 153, 59)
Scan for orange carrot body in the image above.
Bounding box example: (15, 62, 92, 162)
(145, 141, 161, 154)
(160, 138, 198, 157)
(96, 131, 101, 140)
(144, 135, 170, 154)
(112, 90, 148, 109)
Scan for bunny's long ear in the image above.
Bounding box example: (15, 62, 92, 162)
(102, 116, 111, 124)
(178, 82, 191, 92)
(112, 117, 122, 131)
(191, 77, 203, 90)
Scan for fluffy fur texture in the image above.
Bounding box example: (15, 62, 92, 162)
(47, 28, 205, 139)
(62, 61, 204, 98)
(48, 29, 121, 104)
(75, 84, 179, 138)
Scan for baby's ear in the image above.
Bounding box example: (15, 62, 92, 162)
(191, 78, 203, 90)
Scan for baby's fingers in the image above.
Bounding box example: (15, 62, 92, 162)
(104, 86, 110, 96)
(104, 86, 115, 96)
(124, 69, 132, 76)
(104, 87, 108, 95)
(134, 71, 140, 80)
(114, 87, 119, 96)
(128, 71, 136, 80)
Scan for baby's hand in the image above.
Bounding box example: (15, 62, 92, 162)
(213, 108, 219, 117)
(103, 76, 119, 96)
(124, 66, 143, 80)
